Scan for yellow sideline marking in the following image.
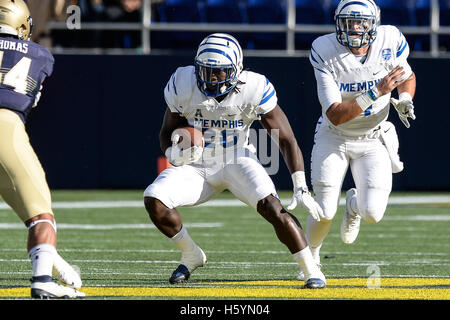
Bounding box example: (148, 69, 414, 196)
(1, 278, 449, 299)
(210, 278, 450, 287)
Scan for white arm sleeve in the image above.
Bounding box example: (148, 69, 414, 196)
(310, 45, 342, 113)
(313, 68, 342, 113)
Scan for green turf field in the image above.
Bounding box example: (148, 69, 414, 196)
(0, 190, 449, 300)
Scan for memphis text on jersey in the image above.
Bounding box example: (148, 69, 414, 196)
(193, 108, 244, 129)
(339, 78, 382, 93)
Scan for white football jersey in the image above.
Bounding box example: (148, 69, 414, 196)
(310, 25, 413, 136)
(164, 66, 277, 159)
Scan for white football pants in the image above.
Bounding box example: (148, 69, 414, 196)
(144, 148, 277, 210)
(307, 122, 392, 249)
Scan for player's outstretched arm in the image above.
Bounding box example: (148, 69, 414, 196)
(259, 105, 304, 174)
(260, 106, 324, 221)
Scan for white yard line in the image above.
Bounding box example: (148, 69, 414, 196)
(1, 248, 448, 256)
(0, 195, 448, 229)
(0, 195, 449, 210)
(0, 258, 448, 266)
(0, 216, 448, 230)
(0, 222, 223, 230)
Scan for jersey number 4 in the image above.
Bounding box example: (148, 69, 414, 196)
(0, 51, 32, 95)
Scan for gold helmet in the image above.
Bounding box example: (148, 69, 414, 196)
(0, 0, 33, 40)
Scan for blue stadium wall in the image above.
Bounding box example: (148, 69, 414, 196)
(26, 54, 450, 191)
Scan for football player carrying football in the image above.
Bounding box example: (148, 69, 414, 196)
(297, 0, 417, 280)
(144, 33, 326, 288)
(0, 0, 84, 298)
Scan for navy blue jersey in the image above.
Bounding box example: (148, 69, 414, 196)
(0, 37, 54, 122)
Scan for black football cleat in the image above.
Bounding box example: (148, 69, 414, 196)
(169, 264, 191, 284)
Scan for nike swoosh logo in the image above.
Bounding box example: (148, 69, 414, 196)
(373, 70, 382, 76)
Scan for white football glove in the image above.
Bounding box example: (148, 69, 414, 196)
(165, 134, 203, 166)
(390, 92, 416, 128)
(286, 171, 324, 222)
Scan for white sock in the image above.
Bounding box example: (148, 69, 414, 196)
(310, 244, 322, 264)
(29, 244, 56, 280)
(293, 246, 323, 280)
(171, 226, 197, 253)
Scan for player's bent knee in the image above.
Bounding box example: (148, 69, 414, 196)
(312, 186, 339, 221)
(257, 195, 303, 229)
(363, 214, 384, 224)
(144, 197, 169, 217)
(321, 208, 337, 221)
(256, 195, 283, 223)
(359, 206, 385, 224)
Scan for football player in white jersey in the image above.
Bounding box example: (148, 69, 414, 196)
(144, 33, 326, 288)
(297, 0, 417, 280)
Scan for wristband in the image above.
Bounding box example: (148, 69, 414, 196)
(356, 88, 379, 111)
(291, 171, 307, 189)
(399, 92, 412, 102)
(368, 86, 379, 100)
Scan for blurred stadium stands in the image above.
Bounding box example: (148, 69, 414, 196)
(44, 0, 450, 56)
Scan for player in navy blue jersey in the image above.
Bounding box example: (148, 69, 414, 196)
(0, 33, 54, 122)
(0, 0, 84, 298)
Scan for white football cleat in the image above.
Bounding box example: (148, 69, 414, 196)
(31, 281, 85, 299)
(52, 253, 82, 289)
(341, 188, 361, 244)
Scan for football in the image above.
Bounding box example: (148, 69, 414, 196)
(172, 126, 204, 150)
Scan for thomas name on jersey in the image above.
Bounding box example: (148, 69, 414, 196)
(0, 39, 28, 53)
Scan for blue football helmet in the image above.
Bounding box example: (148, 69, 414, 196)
(334, 0, 380, 48)
(194, 33, 243, 98)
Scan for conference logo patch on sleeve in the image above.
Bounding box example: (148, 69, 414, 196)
(381, 48, 392, 61)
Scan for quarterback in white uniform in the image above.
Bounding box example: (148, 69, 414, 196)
(144, 33, 326, 288)
(298, 0, 417, 279)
